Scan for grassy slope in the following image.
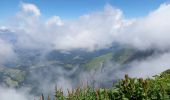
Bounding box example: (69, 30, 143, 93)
(84, 48, 135, 70)
(0, 68, 25, 87)
(84, 52, 113, 70)
(112, 48, 135, 64)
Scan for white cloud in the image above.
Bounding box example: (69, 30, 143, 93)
(10, 4, 130, 51)
(51, 5, 129, 51)
(0, 39, 15, 64)
(0, 86, 31, 100)
(46, 16, 63, 26)
(13, 3, 170, 52)
(3, 2, 170, 52)
(117, 3, 170, 51)
(127, 52, 170, 78)
(21, 3, 41, 17)
(5, 3, 170, 52)
(0, 26, 8, 31)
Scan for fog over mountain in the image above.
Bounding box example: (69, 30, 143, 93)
(1, 2, 170, 100)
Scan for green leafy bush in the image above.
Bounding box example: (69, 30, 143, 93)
(40, 70, 170, 100)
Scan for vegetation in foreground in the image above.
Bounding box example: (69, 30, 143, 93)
(39, 69, 170, 100)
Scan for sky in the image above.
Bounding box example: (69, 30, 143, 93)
(0, 0, 169, 22)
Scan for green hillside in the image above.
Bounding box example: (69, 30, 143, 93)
(84, 52, 113, 70)
(112, 48, 135, 64)
(0, 67, 25, 87)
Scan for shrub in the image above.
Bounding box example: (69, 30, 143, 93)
(40, 70, 170, 100)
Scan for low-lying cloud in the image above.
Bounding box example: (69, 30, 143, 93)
(0, 38, 15, 64)
(127, 51, 170, 78)
(118, 3, 170, 51)
(0, 86, 33, 100)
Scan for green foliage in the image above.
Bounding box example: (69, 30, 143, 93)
(113, 74, 170, 100)
(84, 53, 113, 70)
(3, 76, 19, 87)
(112, 48, 134, 64)
(39, 70, 170, 100)
(4, 68, 26, 82)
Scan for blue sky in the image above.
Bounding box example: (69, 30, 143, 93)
(0, 0, 169, 21)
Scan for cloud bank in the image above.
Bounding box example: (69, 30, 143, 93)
(118, 3, 170, 51)
(7, 4, 130, 51)
(0, 38, 15, 64)
(3, 3, 170, 52)
(0, 86, 33, 100)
